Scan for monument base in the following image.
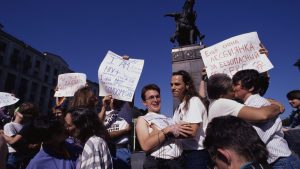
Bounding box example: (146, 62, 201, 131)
(172, 44, 206, 110)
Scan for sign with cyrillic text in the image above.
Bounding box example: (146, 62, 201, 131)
(54, 73, 87, 97)
(98, 51, 144, 102)
(200, 32, 273, 77)
(0, 92, 19, 108)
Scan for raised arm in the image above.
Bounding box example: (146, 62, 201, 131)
(98, 95, 112, 122)
(199, 68, 208, 99)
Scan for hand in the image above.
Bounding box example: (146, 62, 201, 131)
(268, 98, 285, 113)
(162, 125, 180, 138)
(259, 43, 269, 57)
(102, 95, 112, 107)
(122, 55, 129, 60)
(178, 124, 194, 138)
(201, 68, 208, 81)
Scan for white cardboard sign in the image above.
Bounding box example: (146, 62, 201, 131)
(0, 92, 19, 108)
(98, 51, 144, 102)
(54, 73, 87, 97)
(200, 32, 273, 77)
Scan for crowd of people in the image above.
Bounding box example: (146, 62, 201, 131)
(0, 47, 300, 169)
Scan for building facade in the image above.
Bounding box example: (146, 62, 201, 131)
(0, 27, 99, 114)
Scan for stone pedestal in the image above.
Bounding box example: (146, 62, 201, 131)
(172, 44, 205, 109)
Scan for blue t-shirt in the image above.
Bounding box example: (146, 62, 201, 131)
(26, 142, 77, 169)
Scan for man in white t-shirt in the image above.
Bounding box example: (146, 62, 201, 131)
(232, 69, 300, 169)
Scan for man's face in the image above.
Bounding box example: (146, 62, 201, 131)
(143, 90, 161, 113)
(232, 81, 250, 101)
(171, 75, 186, 99)
(289, 99, 300, 109)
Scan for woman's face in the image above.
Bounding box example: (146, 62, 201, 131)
(171, 75, 187, 99)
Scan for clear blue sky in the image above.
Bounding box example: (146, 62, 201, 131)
(1, 0, 299, 118)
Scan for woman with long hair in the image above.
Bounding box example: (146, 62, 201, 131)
(171, 70, 211, 169)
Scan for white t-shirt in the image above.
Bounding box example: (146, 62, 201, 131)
(173, 97, 207, 150)
(203, 98, 244, 132)
(4, 122, 23, 153)
(245, 94, 291, 163)
(142, 112, 182, 159)
(104, 110, 129, 144)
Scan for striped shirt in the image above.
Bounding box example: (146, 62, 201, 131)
(77, 136, 113, 169)
(245, 94, 291, 163)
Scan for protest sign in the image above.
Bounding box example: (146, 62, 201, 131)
(54, 73, 87, 97)
(200, 32, 273, 77)
(0, 92, 19, 108)
(98, 51, 144, 102)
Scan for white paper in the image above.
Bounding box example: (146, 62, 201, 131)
(200, 32, 273, 77)
(0, 92, 19, 108)
(54, 73, 87, 97)
(98, 51, 144, 102)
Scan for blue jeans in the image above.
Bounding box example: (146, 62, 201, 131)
(272, 155, 300, 169)
(113, 148, 131, 169)
(182, 150, 212, 169)
(6, 153, 22, 169)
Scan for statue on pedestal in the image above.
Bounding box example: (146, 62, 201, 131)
(165, 0, 205, 46)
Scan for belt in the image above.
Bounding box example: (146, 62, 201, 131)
(115, 143, 129, 149)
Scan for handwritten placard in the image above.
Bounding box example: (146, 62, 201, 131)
(54, 73, 87, 97)
(98, 51, 144, 102)
(0, 92, 19, 108)
(200, 32, 273, 77)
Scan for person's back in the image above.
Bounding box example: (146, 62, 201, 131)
(26, 116, 77, 169)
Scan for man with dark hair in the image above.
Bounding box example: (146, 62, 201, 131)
(204, 115, 271, 169)
(232, 69, 300, 168)
(284, 90, 300, 158)
(286, 90, 300, 128)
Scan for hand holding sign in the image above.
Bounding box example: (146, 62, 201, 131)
(54, 73, 87, 97)
(200, 32, 273, 78)
(98, 51, 144, 102)
(0, 92, 19, 108)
